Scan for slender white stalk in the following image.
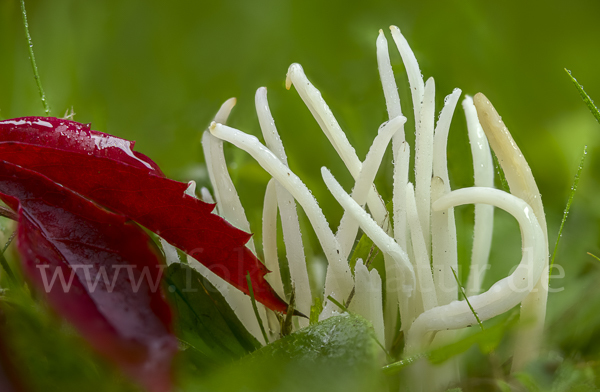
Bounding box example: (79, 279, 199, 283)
(209, 122, 353, 319)
(376, 29, 404, 149)
(201, 100, 256, 253)
(204, 98, 235, 214)
(262, 179, 285, 299)
(430, 88, 461, 306)
(321, 167, 415, 294)
(414, 78, 435, 250)
(382, 252, 399, 345)
(463, 96, 494, 296)
(256, 87, 311, 323)
(200, 186, 215, 204)
(430, 176, 457, 305)
(389, 140, 410, 338)
(432, 88, 462, 186)
(335, 116, 406, 259)
(393, 141, 410, 250)
(286, 63, 388, 226)
(406, 187, 545, 353)
(389, 25, 424, 131)
(213, 97, 237, 124)
(348, 259, 385, 345)
(406, 182, 438, 312)
(473, 93, 548, 371)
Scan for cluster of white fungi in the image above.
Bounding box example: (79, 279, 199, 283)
(164, 25, 549, 389)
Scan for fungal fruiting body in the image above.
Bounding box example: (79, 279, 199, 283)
(173, 25, 548, 388)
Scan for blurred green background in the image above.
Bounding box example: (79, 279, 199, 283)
(2, 0, 600, 388)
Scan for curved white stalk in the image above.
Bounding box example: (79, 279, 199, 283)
(414, 77, 435, 250)
(463, 96, 494, 296)
(349, 259, 385, 345)
(473, 93, 548, 371)
(473, 94, 546, 226)
(323, 166, 415, 335)
(321, 167, 415, 294)
(201, 99, 256, 253)
(209, 122, 353, 319)
(335, 115, 406, 259)
(262, 178, 285, 299)
(406, 182, 438, 312)
(431, 88, 461, 306)
(256, 87, 311, 323)
(185, 180, 197, 197)
(213, 97, 237, 124)
(405, 187, 545, 354)
(389, 25, 424, 132)
(286, 63, 388, 226)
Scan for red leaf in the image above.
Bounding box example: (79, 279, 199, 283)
(0, 117, 287, 313)
(0, 117, 164, 174)
(0, 160, 176, 392)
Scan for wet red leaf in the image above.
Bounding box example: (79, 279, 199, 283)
(0, 117, 286, 312)
(0, 161, 176, 392)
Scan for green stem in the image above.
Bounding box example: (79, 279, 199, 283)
(549, 146, 586, 275)
(20, 0, 50, 115)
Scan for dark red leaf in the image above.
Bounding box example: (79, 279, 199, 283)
(0, 117, 287, 313)
(0, 160, 177, 392)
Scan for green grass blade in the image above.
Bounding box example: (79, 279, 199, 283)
(565, 69, 600, 124)
(587, 252, 600, 263)
(451, 267, 483, 331)
(20, 0, 50, 115)
(327, 295, 348, 313)
(550, 146, 586, 274)
(0, 232, 16, 282)
(246, 272, 270, 345)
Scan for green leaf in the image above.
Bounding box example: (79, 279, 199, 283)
(190, 314, 384, 392)
(163, 263, 261, 368)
